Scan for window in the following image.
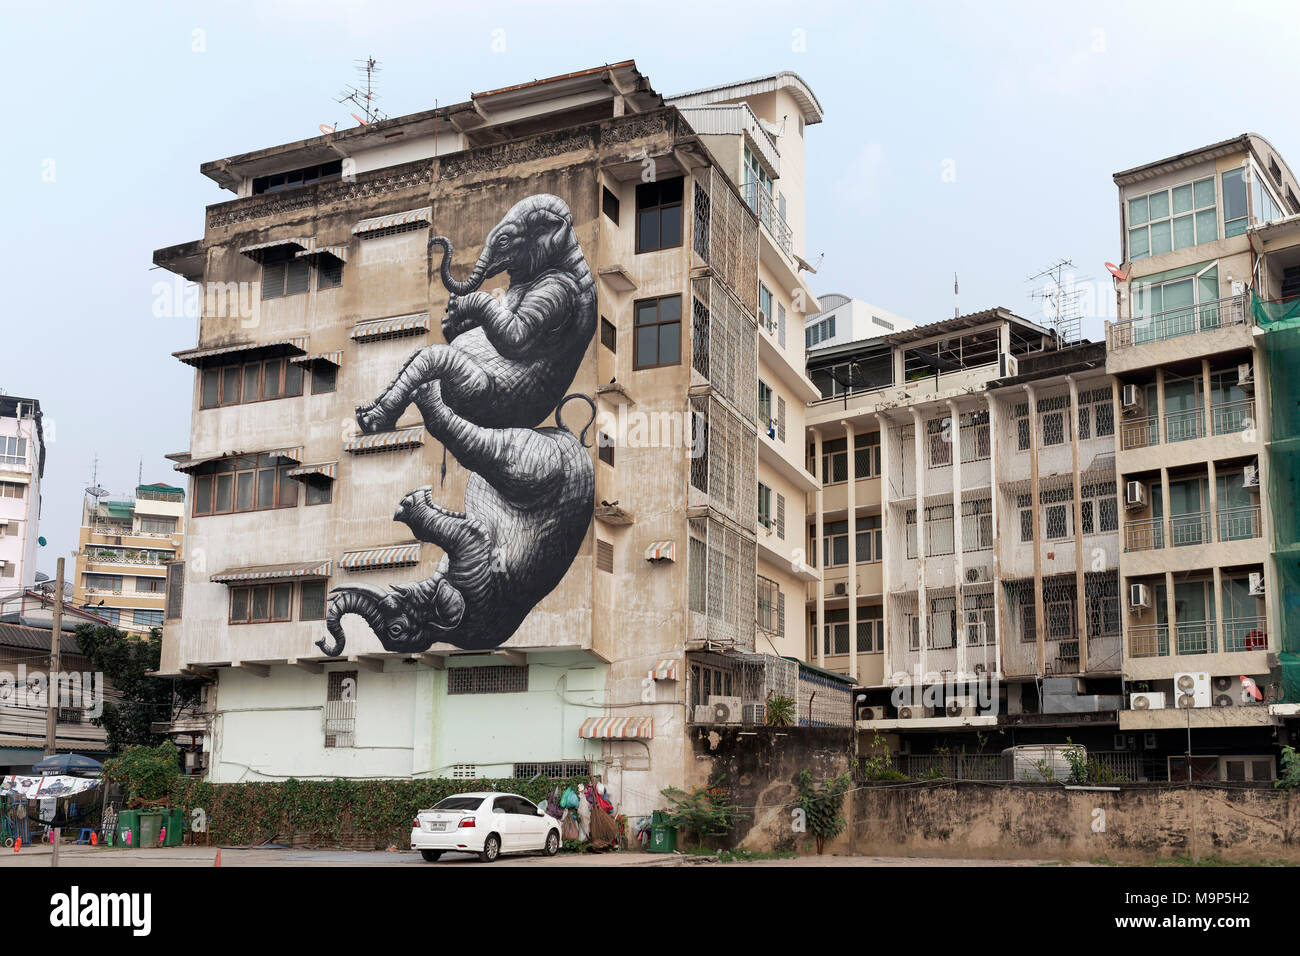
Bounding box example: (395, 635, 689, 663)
(929, 597, 957, 649)
(1042, 486, 1073, 540)
(261, 248, 311, 300)
(690, 665, 734, 708)
(1078, 387, 1115, 439)
(598, 432, 615, 467)
(139, 516, 177, 534)
(757, 575, 781, 633)
(962, 499, 994, 551)
(1039, 394, 1070, 446)
(821, 520, 851, 567)
(965, 593, 994, 645)
(925, 504, 955, 556)
(1018, 494, 1034, 543)
(252, 159, 342, 195)
(229, 582, 294, 624)
(1128, 176, 1216, 260)
(855, 432, 881, 478)
(135, 576, 165, 594)
(300, 580, 327, 621)
(758, 381, 773, 428)
(960, 410, 991, 461)
(514, 761, 591, 779)
(199, 357, 304, 408)
(602, 185, 620, 224)
(324, 669, 357, 748)
(635, 177, 683, 253)
(304, 478, 333, 506)
(164, 562, 184, 621)
(600, 316, 617, 352)
(1222, 168, 1248, 237)
(758, 482, 773, 530)
(0, 436, 27, 467)
(1014, 403, 1031, 451)
(311, 363, 337, 394)
(633, 295, 682, 369)
(85, 574, 122, 593)
(317, 256, 343, 290)
(858, 605, 884, 653)
(447, 665, 529, 695)
(1252, 169, 1284, 226)
(759, 284, 773, 329)
(1080, 481, 1118, 535)
(856, 515, 882, 563)
(596, 539, 614, 573)
(192, 454, 299, 516)
(0, 481, 24, 498)
(927, 417, 952, 467)
(134, 609, 164, 628)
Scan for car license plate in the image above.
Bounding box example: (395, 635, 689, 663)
(429, 822, 447, 831)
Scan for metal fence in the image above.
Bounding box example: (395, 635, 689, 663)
(893, 750, 1147, 782)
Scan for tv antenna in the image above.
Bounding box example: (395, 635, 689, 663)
(336, 56, 387, 125)
(1028, 258, 1085, 345)
(85, 457, 108, 501)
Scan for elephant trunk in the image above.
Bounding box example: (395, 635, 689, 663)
(318, 585, 388, 657)
(430, 235, 492, 296)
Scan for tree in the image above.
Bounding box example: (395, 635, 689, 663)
(659, 776, 746, 850)
(73, 624, 204, 753)
(103, 740, 182, 803)
(796, 769, 851, 854)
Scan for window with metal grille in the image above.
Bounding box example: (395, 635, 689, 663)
(602, 186, 620, 224)
(962, 498, 994, 551)
(311, 363, 337, 394)
(965, 592, 994, 645)
(927, 417, 952, 467)
(1038, 394, 1071, 446)
(926, 504, 955, 556)
(1017, 493, 1034, 542)
(688, 535, 707, 612)
(1015, 402, 1031, 451)
(324, 670, 357, 748)
(855, 432, 881, 478)
(776, 493, 785, 540)
(959, 410, 991, 461)
(929, 597, 957, 649)
(300, 580, 327, 621)
(600, 316, 617, 352)
(858, 605, 884, 652)
(596, 539, 614, 573)
(317, 257, 343, 289)
(262, 249, 311, 300)
(514, 761, 591, 780)
(57, 707, 83, 724)
(856, 515, 882, 563)
(1078, 387, 1114, 439)
(1080, 481, 1118, 535)
(447, 665, 529, 695)
(757, 575, 779, 633)
(164, 561, 184, 621)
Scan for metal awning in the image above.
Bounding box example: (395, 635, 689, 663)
(350, 313, 430, 341)
(238, 237, 313, 260)
(289, 350, 343, 368)
(579, 716, 654, 740)
(211, 560, 331, 583)
(339, 543, 422, 570)
(294, 244, 348, 263)
(648, 659, 679, 682)
(173, 337, 309, 368)
(645, 540, 676, 562)
(173, 447, 302, 473)
(287, 461, 338, 481)
(352, 207, 432, 236)
(344, 426, 424, 454)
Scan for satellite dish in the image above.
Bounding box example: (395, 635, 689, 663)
(319, 123, 335, 135)
(350, 112, 369, 126)
(1105, 262, 1129, 281)
(86, 485, 108, 498)
(34, 571, 49, 583)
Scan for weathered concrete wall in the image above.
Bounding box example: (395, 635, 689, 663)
(850, 781, 1300, 862)
(688, 726, 855, 853)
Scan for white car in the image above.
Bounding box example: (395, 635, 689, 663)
(411, 792, 562, 862)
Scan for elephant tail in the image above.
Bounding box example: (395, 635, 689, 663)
(556, 393, 597, 447)
(429, 234, 489, 296)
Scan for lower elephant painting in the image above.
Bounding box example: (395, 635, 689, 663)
(319, 194, 596, 656)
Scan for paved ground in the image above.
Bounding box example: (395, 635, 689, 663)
(4, 844, 1090, 867)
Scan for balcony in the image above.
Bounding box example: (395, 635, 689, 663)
(1164, 408, 1204, 444)
(1107, 293, 1249, 350)
(1169, 510, 1210, 547)
(742, 181, 793, 257)
(1212, 398, 1255, 436)
(1121, 416, 1159, 450)
(1124, 516, 1164, 552)
(1223, 616, 1268, 653)
(1125, 505, 1260, 553)
(1130, 618, 1266, 659)
(1218, 504, 1262, 542)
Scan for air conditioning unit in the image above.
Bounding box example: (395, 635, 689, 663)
(945, 696, 976, 717)
(1213, 693, 1236, 708)
(1130, 691, 1166, 711)
(859, 705, 886, 721)
(896, 703, 932, 720)
(1174, 672, 1211, 709)
(1129, 583, 1151, 613)
(1249, 572, 1265, 596)
(1125, 481, 1147, 509)
(693, 704, 714, 724)
(833, 582, 849, 596)
(707, 695, 743, 724)
(965, 566, 988, 583)
(1238, 363, 1255, 393)
(999, 353, 1019, 377)
(1243, 463, 1261, 489)
(1121, 383, 1144, 415)
(1213, 675, 1234, 694)
(741, 703, 766, 725)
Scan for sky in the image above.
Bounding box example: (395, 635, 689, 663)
(2, 0, 1298, 580)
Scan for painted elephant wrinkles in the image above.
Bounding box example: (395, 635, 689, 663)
(354, 193, 597, 434)
(319, 390, 595, 655)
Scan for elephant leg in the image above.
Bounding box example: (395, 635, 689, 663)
(355, 344, 490, 434)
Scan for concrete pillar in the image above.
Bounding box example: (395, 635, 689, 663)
(947, 399, 965, 677)
(880, 417, 895, 680)
(1201, 358, 1213, 439)
(1165, 569, 1177, 658)
(1160, 467, 1172, 559)
(1207, 459, 1219, 544)
(986, 392, 1002, 678)
(1068, 376, 1087, 673)
(912, 407, 928, 681)
(1212, 565, 1224, 655)
(843, 418, 859, 682)
(1025, 383, 1045, 676)
(1156, 368, 1166, 446)
(813, 427, 825, 670)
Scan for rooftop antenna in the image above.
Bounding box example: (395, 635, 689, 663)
(336, 56, 387, 125)
(1028, 259, 1085, 346)
(85, 457, 108, 502)
(953, 272, 960, 319)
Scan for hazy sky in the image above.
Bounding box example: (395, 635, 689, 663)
(3, 0, 1297, 579)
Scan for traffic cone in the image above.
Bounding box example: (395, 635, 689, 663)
(90, 832, 97, 846)
(214, 849, 221, 867)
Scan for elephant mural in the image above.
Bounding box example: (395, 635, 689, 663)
(354, 193, 597, 434)
(322, 192, 597, 656)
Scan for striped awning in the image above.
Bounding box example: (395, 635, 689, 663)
(648, 659, 679, 682)
(211, 560, 331, 583)
(339, 543, 422, 570)
(350, 313, 430, 341)
(288, 461, 338, 481)
(344, 426, 424, 455)
(352, 207, 432, 236)
(579, 716, 654, 740)
(295, 244, 348, 263)
(173, 337, 308, 368)
(645, 540, 676, 562)
(289, 350, 343, 368)
(174, 446, 302, 474)
(238, 237, 312, 260)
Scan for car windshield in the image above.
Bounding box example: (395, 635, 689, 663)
(432, 796, 484, 811)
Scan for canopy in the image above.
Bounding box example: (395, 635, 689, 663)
(30, 753, 102, 774)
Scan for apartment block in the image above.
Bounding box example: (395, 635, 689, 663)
(72, 483, 186, 634)
(805, 293, 914, 355)
(0, 396, 44, 589)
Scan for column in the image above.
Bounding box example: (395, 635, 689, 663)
(813, 427, 826, 670)
(843, 419, 859, 683)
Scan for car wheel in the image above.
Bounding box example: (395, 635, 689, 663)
(419, 850, 442, 862)
(543, 830, 560, 857)
(480, 834, 501, 863)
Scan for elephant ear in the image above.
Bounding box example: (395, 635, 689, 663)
(534, 210, 572, 265)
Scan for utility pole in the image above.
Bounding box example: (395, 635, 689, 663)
(44, 557, 64, 756)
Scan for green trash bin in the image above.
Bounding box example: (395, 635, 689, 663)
(163, 808, 184, 847)
(139, 811, 164, 848)
(116, 810, 140, 849)
(648, 811, 676, 853)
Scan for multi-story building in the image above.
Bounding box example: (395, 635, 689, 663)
(1107, 133, 1300, 780)
(0, 396, 45, 588)
(805, 293, 913, 355)
(152, 62, 850, 799)
(72, 483, 186, 634)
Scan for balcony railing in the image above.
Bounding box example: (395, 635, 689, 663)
(1169, 510, 1210, 547)
(1164, 407, 1204, 443)
(1124, 516, 1164, 552)
(1175, 621, 1215, 655)
(1219, 505, 1262, 541)
(1121, 416, 1159, 450)
(1223, 617, 1268, 653)
(741, 181, 793, 256)
(84, 548, 172, 567)
(1129, 624, 1169, 658)
(1108, 293, 1249, 350)
(1130, 618, 1265, 658)
(1212, 398, 1255, 436)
